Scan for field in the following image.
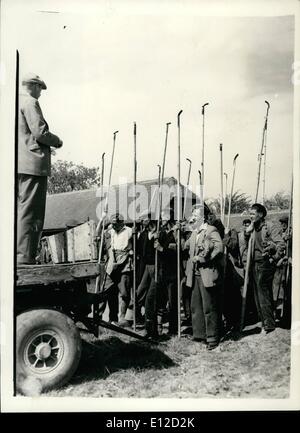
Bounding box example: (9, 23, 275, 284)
(45, 325, 290, 399)
(43, 210, 291, 399)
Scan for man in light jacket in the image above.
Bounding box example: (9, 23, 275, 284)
(185, 206, 224, 350)
(18, 73, 63, 264)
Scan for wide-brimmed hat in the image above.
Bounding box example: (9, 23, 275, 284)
(22, 73, 47, 89)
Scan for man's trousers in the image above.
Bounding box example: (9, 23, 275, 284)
(252, 261, 276, 331)
(17, 174, 47, 265)
(98, 271, 132, 322)
(191, 275, 221, 343)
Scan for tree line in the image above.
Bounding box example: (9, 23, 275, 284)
(48, 160, 291, 212)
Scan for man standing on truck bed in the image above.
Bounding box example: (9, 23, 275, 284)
(17, 73, 63, 265)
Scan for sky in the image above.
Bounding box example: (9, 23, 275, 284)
(1, 0, 295, 201)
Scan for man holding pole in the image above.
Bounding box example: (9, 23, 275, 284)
(185, 205, 224, 350)
(154, 209, 179, 336)
(99, 213, 133, 326)
(244, 204, 285, 334)
(134, 217, 157, 329)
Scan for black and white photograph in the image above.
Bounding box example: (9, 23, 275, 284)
(0, 0, 299, 413)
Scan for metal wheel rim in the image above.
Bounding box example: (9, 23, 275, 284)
(23, 328, 65, 374)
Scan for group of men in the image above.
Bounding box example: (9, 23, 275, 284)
(96, 203, 292, 350)
(17, 72, 292, 352)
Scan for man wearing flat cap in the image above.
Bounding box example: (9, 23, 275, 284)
(17, 73, 63, 264)
(98, 213, 133, 326)
(246, 204, 285, 334)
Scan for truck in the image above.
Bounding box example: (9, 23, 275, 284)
(15, 223, 153, 394)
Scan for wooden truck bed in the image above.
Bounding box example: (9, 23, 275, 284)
(16, 261, 101, 287)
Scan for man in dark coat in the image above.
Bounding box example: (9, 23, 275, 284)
(155, 209, 180, 336)
(247, 203, 285, 333)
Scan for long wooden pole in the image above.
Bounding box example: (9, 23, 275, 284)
(282, 176, 293, 319)
(226, 154, 239, 231)
(97, 153, 106, 268)
(255, 101, 270, 202)
(154, 122, 171, 288)
(262, 129, 268, 205)
(14, 50, 19, 396)
(161, 122, 171, 187)
(198, 169, 203, 221)
(177, 110, 183, 338)
(133, 122, 137, 332)
(201, 103, 209, 188)
(220, 144, 224, 223)
(95, 132, 118, 293)
(183, 158, 192, 220)
(224, 172, 228, 221)
(240, 233, 253, 332)
(155, 165, 161, 282)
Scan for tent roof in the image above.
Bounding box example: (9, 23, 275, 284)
(44, 177, 199, 230)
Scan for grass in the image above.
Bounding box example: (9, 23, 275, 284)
(44, 212, 291, 399)
(45, 325, 290, 399)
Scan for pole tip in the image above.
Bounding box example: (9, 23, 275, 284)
(177, 110, 183, 126)
(201, 103, 209, 114)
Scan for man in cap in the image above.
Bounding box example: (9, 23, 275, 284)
(99, 213, 133, 326)
(247, 203, 285, 334)
(154, 208, 180, 336)
(17, 73, 63, 265)
(133, 215, 157, 326)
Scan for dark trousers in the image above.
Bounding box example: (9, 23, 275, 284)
(144, 265, 158, 336)
(191, 275, 221, 343)
(166, 277, 178, 334)
(136, 264, 154, 309)
(99, 271, 132, 322)
(182, 281, 192, 321)
(252, 261, 276, 330)
(143, 266, 179, 336)
(223, 258, 243, 330)
(156, 270, 178, 334)
(272, 266, 285, 303)
(17, 174, 47, 265)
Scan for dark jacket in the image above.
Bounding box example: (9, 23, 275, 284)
(137, 230, 155, 265)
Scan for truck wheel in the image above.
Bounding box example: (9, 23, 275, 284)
(16, 309, 82, 394)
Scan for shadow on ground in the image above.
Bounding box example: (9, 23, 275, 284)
(70, 335, 176, 386)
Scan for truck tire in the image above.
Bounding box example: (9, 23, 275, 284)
(16, 309, 82, 394)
